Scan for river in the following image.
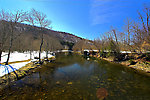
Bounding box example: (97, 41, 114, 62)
(0, 53, 150, 100)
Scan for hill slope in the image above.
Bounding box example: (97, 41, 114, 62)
(0, 21, 83, 51)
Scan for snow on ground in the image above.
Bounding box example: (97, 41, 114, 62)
(0, 61, 30, 77)
(1, 51, 53, 63)
(120, 51, 132, 53)
(0, 51, 54, 77)
(61, 50, 72, 52)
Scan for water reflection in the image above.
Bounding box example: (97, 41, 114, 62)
(0, 53, 150, 100)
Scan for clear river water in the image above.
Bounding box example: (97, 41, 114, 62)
(0, 53, 150, 100)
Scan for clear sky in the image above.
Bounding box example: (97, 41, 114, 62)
(0, 0, 150, 40)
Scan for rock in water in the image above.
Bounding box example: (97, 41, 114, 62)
(67, 82, 72, 85)
(96, 88, 108, 100)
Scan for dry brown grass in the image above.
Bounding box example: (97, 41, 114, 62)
(0, 59, 31, 65)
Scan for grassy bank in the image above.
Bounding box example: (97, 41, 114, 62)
(0, 56, 55, 89)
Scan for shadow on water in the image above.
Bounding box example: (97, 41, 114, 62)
(1, 53, 150, 100)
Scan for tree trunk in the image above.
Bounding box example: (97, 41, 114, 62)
(0, 50, 2, 64)
(46, 42, 48, 58)
(46, 51, 48, 58)
(113, 30, 118, 45)
(6, 23, 13, 65)
(39, 33, 44, 63)
(6, 41, 12, 65)
(30, 50, 32, 59)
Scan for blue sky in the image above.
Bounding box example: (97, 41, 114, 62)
(0, 0, 150, 40)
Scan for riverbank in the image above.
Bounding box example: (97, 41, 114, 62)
(0, 62, 38, 87)
(0, 56, 55, 88)
(69, 52, 150, 74)
(0, 51, 55, 88)
(0, 51, 54, 76)
(95, 54, 150, 75)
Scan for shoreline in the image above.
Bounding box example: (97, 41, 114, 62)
(97, 56, 150, 76)
(0, 56, 55, 89)
(67, 52, 150, 76)
(0, 62, 39, 89)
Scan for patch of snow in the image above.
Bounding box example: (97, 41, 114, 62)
(93, 50, 99, 52)
(120, 51, 132, 53)
(61, 50, 72, 52)
(1, 51, 53, 63)
(0, 51, 54, 77)
(0, 61, 30, 77)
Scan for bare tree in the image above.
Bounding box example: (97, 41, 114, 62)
(138, 7, 150, 35)
(112, 29, 119, 46)
(123, 19, 133, 51)
(43, 35, 63, 57)
(0, 20, 10, 63)
(0, 10, 11, 63)
(28, 9, 51, 63)
(26, 10, 37, 59)
(93, 38, 101, 50)
(5, 10, 27, 65)
(133, 7, 150, 51)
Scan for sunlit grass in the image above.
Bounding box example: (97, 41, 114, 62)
(0, 59, 31, 65)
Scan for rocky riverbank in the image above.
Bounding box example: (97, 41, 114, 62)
(99, 56, 150, 75)
(120, 60, 150, 72)
(88, 53, 150, 75)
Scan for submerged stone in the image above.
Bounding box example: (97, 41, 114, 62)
(67, 82, 73, 85)
(56, 81, 60, 84)
(96, 88, 108, 100)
